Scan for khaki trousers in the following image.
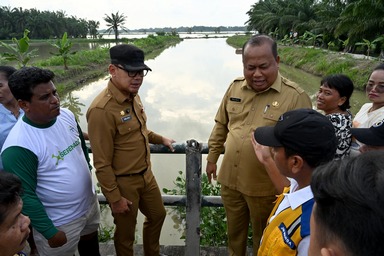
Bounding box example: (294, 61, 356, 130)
(33, 195, 100, 256)
(113, 171, 166, 256)
(221, 185, 275, 256)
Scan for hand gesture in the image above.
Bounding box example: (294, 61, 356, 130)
(206, 161, 217, 183)
(111, 197, 133, 214)
(48, 230, 67, 248)
(162, 136, 176, 152)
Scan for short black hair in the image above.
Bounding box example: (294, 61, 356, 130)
(0, 66, 17, 79)
(0, 172, 22, 225)
(283, 144, 335, 169)
(8, 66, 55, 102)
(311, 151, 384, 256)
(320, 74, 354, 111)
(373, 63, 384, 72)
(242, 34, 278, 59)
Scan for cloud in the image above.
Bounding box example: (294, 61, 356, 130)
(2, 0, 255, 29)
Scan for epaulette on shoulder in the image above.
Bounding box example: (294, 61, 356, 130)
(233, 76, 245, 82)
(281, 76, 305, 93)
(95, 90, 113, 109)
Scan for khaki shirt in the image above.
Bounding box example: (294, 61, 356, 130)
(86, 80, 163, 203)
(207, 73, 312, 196)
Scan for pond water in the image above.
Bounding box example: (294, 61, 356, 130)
(60, 37, 367, 246)
(0, 32, 246, 62)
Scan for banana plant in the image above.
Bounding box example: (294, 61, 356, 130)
(50, 32, 76, 70)
(0, 29, 38, 67)
(355, 36, 384, 58)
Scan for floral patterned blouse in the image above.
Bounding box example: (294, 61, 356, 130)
(327, 111, 352, 159)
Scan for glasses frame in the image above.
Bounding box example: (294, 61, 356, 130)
(115, 65, 149, 77)
(365, 82, 384, 94)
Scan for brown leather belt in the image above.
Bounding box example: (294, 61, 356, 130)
(117, 168, 147, 177)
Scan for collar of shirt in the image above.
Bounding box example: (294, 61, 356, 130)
(240, 72, 282, 93)
(284, 179, 313, 210)
(108, 79, 136, 104)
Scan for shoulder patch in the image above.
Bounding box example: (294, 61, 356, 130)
(93, 89, 113, 109)
(96, 95, 112, 109)
(281, 76, 305, 93)
(233, 76, 245, 82)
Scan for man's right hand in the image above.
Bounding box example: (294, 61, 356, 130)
(206, 161, 217, 183)
(111, 197, 132, 214)
(48, 230, 67, 248)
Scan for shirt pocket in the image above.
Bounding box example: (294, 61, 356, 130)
(263, 109, 282, 126)
(226, 102, 244, 122)
(116, 121, 139, 136)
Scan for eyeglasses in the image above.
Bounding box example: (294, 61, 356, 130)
(116, 65, 149, 77)
(365, 83, 384, 93)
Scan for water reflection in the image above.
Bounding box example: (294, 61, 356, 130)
(61, 92, 85, 121)
(8, 32, 246, 62)
(65, 39, 367, 138)
(60, 38, 243, 245)
(65, 38, 243, 143)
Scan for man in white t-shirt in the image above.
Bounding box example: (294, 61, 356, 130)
(1, 67, 100, 256)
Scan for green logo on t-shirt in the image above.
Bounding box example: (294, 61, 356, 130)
(51, 139, 80, 165)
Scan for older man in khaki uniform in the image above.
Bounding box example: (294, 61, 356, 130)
(206, 34, 312, 255)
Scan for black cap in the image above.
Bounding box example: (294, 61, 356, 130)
(110, 44, 152, 71)
(254, 108, 337, 156)
(350, 120, 384, 146)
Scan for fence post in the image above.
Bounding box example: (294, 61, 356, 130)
(185, 139, 202, 256)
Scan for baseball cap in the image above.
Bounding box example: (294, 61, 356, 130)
(110, 44, 152, 71)
(254, 108, 337, 156)
(350, 119, 384, 146)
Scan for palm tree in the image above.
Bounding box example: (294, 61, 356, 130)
(336, 0, 384, 45)
(0, 6, 14, 39)
(245, 0, 319, 40)
(104, 12, 128, 40)
(87, 20, 100, 39)
(245, 0, 282, 34)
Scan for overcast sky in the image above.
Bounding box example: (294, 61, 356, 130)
(2, 0, 256, 30)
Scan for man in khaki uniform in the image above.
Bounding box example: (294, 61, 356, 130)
(206, 34, 312, 255)
(87, 44, 175, 256)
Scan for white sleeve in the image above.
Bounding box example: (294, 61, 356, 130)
(297, 235, 310, 256)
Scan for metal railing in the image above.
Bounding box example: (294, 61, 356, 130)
(95, 140, 223, 256)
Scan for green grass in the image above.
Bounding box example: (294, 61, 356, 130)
(226, 35, 381, 90)
(28, 35, 183, 95)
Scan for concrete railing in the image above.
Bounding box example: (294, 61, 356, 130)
(95, 140, 223, 256)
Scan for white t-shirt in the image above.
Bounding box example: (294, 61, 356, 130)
(2, 108, 94, 226)
(353, 103, 384, 128)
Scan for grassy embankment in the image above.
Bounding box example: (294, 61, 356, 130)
(227, 35, 382, 91)
(32, 35, 183, 95)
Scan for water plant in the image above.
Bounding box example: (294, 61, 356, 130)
(163, 171, 255, 246)
(163, 171, 228, 246)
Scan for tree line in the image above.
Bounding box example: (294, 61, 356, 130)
(0, 6, 99, 39)
(245, 0, 384, 56)
(1, 5, 249, 41)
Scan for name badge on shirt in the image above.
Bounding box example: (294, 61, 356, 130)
(230, 97, 241, 102)
(121, 115, 131, 122)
